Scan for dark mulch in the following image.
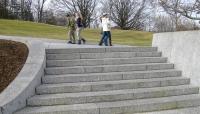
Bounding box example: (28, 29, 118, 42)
(0, 40, 28, 93)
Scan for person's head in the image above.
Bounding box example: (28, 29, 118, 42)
(102, 13, 109, 18)
(75, 12, 83, 19)
(71, 13, 75, 18)
(66, 13, 71, 18)
(75, 12, 79, 17)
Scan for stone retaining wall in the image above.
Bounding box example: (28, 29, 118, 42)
(153, 30, 200, 87)
(0, 36, 46, 114)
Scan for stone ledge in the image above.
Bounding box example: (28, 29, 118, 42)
(0, 36, 46, 114)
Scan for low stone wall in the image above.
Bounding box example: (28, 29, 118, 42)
(153, 30, 200, 87)
(0, 36, 46, 114)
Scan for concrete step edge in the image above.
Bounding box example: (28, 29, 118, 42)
(46, 57, 168, 67)
(45, 63, 174, 69)
(42, 70, 182, 84)
(46, 52, 162, 60)
(15, 94, 200, 114)
(46, 47, 158, 54)
(46, 57, 167, 61)
(36, 77, 190, 94)
(28, 85, 199, 106)
(44, 69, 182, 77)
(45, 63, 174, 75)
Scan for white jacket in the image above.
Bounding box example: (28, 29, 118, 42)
(101, 17, 111, 31)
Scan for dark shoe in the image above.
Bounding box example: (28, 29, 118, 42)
(78, 40, 81, 45)
(82, 39, 86, 44)
(99, 43, 102, 46)
(68, 41, 72, 44)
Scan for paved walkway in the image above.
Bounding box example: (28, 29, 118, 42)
(0, 35, 132, 49)
(45, 42, 132, 49)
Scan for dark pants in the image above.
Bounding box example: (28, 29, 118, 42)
(99, 31, 112, 46)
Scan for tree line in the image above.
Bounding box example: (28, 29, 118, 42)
(1, 0, 200, 32)
(0, 0, 46, 22)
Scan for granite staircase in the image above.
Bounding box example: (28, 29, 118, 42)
(15, 47, 200, 114)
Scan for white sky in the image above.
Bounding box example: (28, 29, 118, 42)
(44, 0, 51, 9)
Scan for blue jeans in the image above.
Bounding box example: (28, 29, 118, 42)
(100, 31, 111, 46)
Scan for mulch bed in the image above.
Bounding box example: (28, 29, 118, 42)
(0, 40, 28, 93)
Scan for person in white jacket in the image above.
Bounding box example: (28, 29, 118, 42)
(99, 13, 112, 46)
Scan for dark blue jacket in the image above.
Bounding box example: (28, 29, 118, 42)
(77, 18, 83, 28)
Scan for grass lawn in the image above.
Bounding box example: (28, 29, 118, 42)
(0, 19, 153, 46)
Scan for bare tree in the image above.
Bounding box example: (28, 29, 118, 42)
(159, 0, 200, 20)
(142, 0, 159, 31)
(176, 19, 199, 31)
(91, 10, 99, 28)
(0, 0, 9, 18)
(21, 0, 25, 19)
(34, 0, 47, 22)
(0, 0, 33, 20)
(106, 0, 147, 30)
(154, 15, 200, 32)
(20, 0, 34, 21)
(52, 0, 97, 27)
(159, 0, 183, 31)
(100, 0, 113, 15)
(153, 15, 175, 32)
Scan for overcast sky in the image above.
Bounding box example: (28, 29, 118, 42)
(44, 0, 51, 9)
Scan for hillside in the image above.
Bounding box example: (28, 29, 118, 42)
(0, 19, 153, 46)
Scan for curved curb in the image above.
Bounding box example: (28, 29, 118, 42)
(0, 36, 46, 114)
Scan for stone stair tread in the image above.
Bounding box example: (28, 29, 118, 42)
(15, 94, 200, 114)
(47, 57, 167, 61)
(136, 106, 200, 114)
(46, 51, 162, 56)
(29, 85, 198, 102)
(46, 57, 168, 67)
(38, 77, 188, 87)
(15, 103, 98, 114)
(46, 47, 158, 54)
(46, 51, 162, 60)
(44, 69, 181, 77)
(45, 63, 174, 75)
(46, 51, 162, 55)
(36, 77, 190, 94)
(46, 63, 173, 69)
(42, 69, 182, 84)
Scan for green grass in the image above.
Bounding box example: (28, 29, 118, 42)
(0, 19, 153, 46)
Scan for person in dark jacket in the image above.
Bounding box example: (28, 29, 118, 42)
(75, 12, 86, 45)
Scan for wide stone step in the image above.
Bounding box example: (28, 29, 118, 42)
(43, 70, 182, 84)
(28, 85, 199, 106)
(46, 47, 158, 54)
(15, 94, 200, 114)
(36, 77, 190, 94)
(46, 57, 167, 67)
(46, 52, 162, 60)
(45, 63, 174, 75)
